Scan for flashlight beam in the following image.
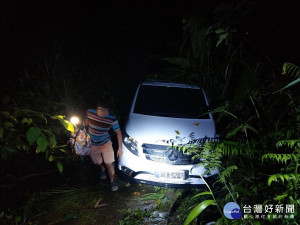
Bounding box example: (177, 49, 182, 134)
(70, 116, 80, 125)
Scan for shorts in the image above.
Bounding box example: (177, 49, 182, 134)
(90, 141, 115, 165)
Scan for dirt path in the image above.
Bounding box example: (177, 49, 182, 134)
(31, 158, 177, 225)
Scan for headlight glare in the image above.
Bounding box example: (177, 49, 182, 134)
(123, 132, 139, 156)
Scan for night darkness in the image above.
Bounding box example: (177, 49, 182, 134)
(1, 1, 300, 224)
(1, 1, 300, 105)
(1, 1, 191, 108)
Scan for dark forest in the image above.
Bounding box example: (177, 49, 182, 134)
(1, 0, 299, 224)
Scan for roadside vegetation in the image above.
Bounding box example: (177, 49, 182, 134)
(153, 1, 299, 224)
(1, 0, 299, 224)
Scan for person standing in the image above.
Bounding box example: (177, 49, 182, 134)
(86, 100, 123, 191)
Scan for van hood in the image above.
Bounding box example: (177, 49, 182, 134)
(125, 113, 216, 146)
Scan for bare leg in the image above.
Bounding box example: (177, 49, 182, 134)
(100, 163, 106, 172)
(98, 163, 107, 179)
(105, 163, 115, 183)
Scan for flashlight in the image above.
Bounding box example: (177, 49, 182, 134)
(70, 116, 80, 125)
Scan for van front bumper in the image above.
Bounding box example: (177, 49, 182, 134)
(118, 145, 218, 187)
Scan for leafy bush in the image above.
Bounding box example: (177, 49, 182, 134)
(160, 1, 300, 223)
(0, 92, 74, 173)
(181, 66, 299, 224)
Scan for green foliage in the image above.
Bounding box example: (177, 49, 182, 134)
(177, 73, 299, 222)
(182, 146, 228, 225)
(262, 153, 297, 164)
(192, 191, 212, 199)
(119, 208, 152, 225)
(0, 93, 73, 173)
(277, 79, 300, 93)
(141, 193, 167, 211)
(199, 103, 237, 119)
(56, 161, 64, 174)
(139, 186, 178, 212)
(217, 166, 238, 183)
(26, 127, 42, 145)
(184, 200, 216, 225)
(219, 141, 247, 156)
(0, 209, 22, 225)
(282, 62, 300, 77)
(276, 139, 300, 149)
(267, 174, 299, 186)
(261, 138, 300, 216)
(275, 62, 300, 93)
(37, 136, 48, 152)
(51, 115, 74, 133)
(165, 2, 300, 221)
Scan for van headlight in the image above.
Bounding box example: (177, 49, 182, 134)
(123, 131, 139, 156)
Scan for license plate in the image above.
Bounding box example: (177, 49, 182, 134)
(156, 171, 185, 180)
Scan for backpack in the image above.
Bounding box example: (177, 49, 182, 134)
(71, 127, 91, 156)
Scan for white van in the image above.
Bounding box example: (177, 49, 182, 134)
(118, 81, 218, 187)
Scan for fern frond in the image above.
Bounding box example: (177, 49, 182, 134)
(282, 62, 300, 78)
(219, 141, 247, 156)
(262, 153, 297, 164)
(275, 62, 300, 93)
(276, 139, 300, 149)
(218, 165, 238, 183)
(268, 173, 299, 186)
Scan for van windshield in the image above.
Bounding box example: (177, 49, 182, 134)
(133, 85, 210, 119)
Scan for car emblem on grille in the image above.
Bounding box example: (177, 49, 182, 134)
(167, 149, 179, 161)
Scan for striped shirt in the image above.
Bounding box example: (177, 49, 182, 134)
(86, 109, 120, 146)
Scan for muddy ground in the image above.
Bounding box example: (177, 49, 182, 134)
(1, 155, 187, 225)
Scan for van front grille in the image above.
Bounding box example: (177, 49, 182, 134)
(142, 143, 199, 165)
